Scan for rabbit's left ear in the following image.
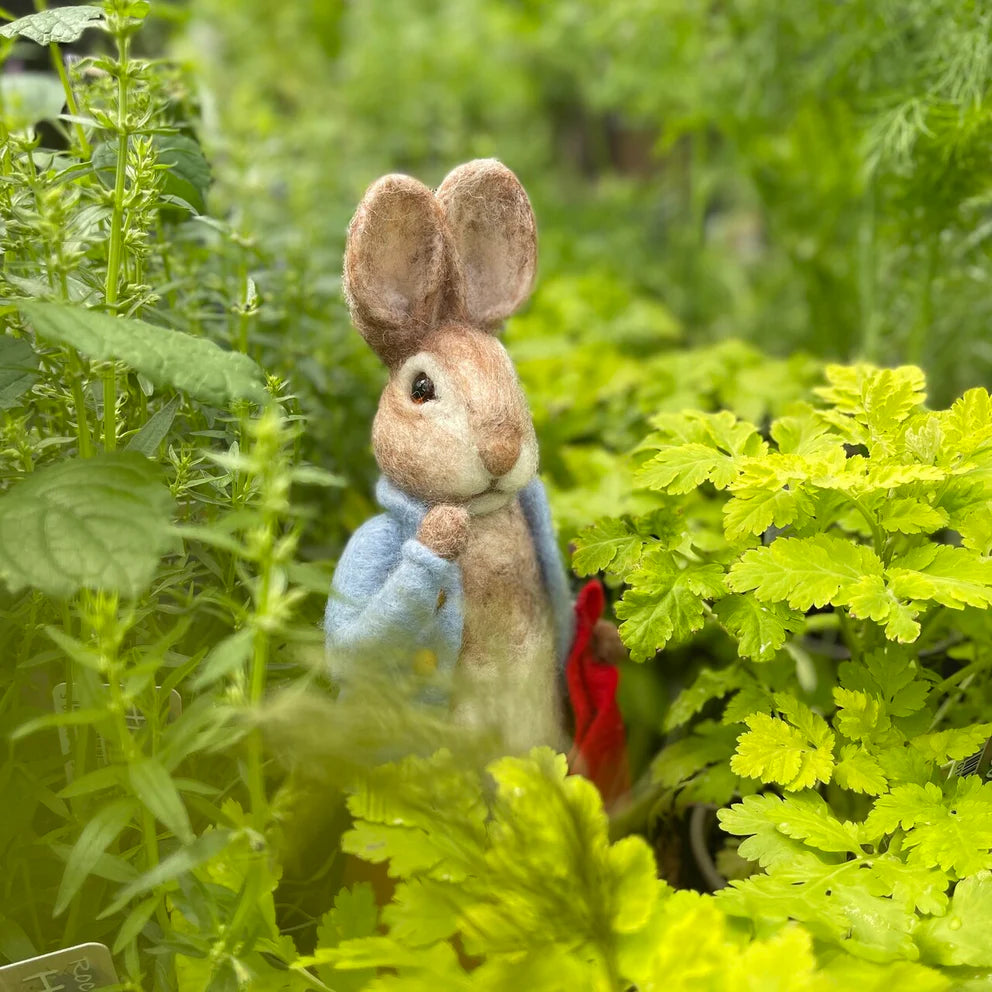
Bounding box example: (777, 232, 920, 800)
(436, 159, 537, 329)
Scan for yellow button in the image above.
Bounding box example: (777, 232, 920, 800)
(412, 649, 438, 676)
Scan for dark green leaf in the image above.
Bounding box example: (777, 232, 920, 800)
(0, 453, 174, 599)
(20, 301, 268, 407)
(0, 336, 39, 409)
(0, 5, 104, 44)
(128, 757, 194, 843)
(191, 628, 253, 689)
(125, 396, 180, 455)
(100, 829, 232, 918)
(55, 797, 138, 915)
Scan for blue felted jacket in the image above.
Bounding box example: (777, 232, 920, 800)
(324, 476, 575, 687)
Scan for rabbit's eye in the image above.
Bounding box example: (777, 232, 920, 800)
(411, 372, 436, 404)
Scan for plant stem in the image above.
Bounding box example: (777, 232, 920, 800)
(48, 42, 90, 157)
(70, 362, 93, 457)
(246, 562, 272, 828)
(933, 658, 992, 697)
(103, 31, 131, 451)
(845, 493, 886, 560)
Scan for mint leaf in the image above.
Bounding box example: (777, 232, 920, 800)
(0, 453, 174, 598)
(0, 335, 39, 409)
(0, 5, 104, 44)
(20, 301, 267, 407)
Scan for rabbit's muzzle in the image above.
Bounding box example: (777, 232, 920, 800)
(479, 430, 522, 479)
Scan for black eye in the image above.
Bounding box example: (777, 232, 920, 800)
(411, 372, 436, 404)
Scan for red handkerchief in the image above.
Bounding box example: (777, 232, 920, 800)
(566, 580, 631, 805)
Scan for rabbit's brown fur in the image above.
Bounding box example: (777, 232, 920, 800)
(343, 159, 564, 748)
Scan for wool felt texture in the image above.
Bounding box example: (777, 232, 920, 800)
(331, 158, 586, 750)
(324, 475, 575, 692)
(370, 323, 539, 513)
(344, 159, 536, 368)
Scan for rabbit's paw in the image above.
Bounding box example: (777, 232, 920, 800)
(417, 504, 471, 560)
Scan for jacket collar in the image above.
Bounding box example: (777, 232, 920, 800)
(375, 476, 428, 534)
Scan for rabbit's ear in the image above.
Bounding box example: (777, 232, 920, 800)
(436, 159, 536, 329)
(344, 174, 450, 366)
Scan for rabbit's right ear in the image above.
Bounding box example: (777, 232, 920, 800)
(344, 174, 449, 367)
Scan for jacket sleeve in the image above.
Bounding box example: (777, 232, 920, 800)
(519, 478, 576, 670)
(324, 514, 461, 681)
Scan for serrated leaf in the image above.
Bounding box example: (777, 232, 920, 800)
(129, 757, 194, 843)
(728, 534, 883, 610)
(865, 856, 949, 916)
(731, 703, 834, 791)
(342, 822, 443, 877)
(942, 388, 992, 459)
(862, 367, 927, 426)
(663, 668, 746, 731)
(719, 792, 861, 854)
(0, 335, 39, 409)
(833, 744, 888, 795)
(0, 5, 104, 44)
(55, 798, 138, 915)
(723, 486, 809, 541)
(637, 413, 767, 495)
(832, 688, 891, 742)
(636, 442, 728, 493)
(841, 574, 921, 642)
(879, 498, 948, 535)
(888, 545, 992, 610)
(911, 723, 992, 763)
(616, 552, 725, 661)
(93, 133, 211, 215)
(866, 779, 992, 877)
(571, 517, 644, 576)
(714, 595, 803, 661)
(718, 854, 917, 960)
(20, 301, 267, 406)
(0, 453, 173, 598)
(382, 878, 459, 946)
(918, 871, 992, 966)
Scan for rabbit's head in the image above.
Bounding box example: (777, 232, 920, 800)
(344, 159, 540, 516)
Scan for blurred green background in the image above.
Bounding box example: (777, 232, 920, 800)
(160, 0, 992, 778)
(169, 0, 992, 531)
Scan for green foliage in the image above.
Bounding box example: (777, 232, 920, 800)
(580, 359, 992, 975)
(4, 0, 992, 988)
(0, 453, 172, 597)
(299, 748, 953, 990)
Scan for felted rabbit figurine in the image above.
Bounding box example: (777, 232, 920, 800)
(325, 159, 626, 772)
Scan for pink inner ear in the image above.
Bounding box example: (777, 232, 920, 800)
(344, 175, 449, 365)
(437, 160, 537, 328)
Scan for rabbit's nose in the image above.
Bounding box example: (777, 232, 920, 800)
(481, 432, 521, 478)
